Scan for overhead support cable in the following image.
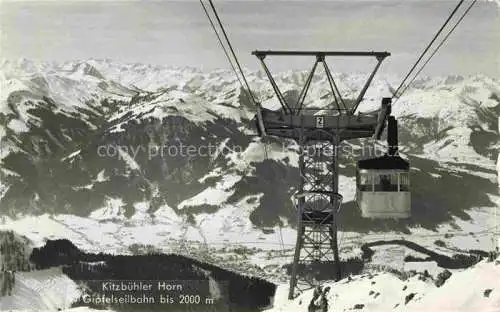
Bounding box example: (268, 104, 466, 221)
(395, 0, 478, 103)
(207, 0, 256, 103)
(392, 0, 465, 99)
(200, 0, 266, 135)
(199, 0, 245, 93)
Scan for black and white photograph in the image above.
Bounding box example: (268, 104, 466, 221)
(0, 0, 499, 311)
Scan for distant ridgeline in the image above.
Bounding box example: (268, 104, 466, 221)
(0, 231, 34, 296)
(29, 239, 276, 312)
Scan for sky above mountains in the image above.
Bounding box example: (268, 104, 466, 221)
(1, 0, 499, 77)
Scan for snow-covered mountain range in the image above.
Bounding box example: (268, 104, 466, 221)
(1, 58, 498, 224)
(0, 58, 499, 311)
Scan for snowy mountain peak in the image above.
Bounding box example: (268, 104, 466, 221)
(69, 62, 106, 80)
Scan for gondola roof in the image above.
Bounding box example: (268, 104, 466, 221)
(357, 154, 409, 170)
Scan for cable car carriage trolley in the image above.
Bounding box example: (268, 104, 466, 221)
(356, 116, 411, 219)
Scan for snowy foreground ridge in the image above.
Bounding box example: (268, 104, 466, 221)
(1, 258, 499, 312)
(0, 59, 499, 311)
(270, 257, 500, 312)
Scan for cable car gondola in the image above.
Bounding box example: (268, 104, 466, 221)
(356, 116, 411, 219)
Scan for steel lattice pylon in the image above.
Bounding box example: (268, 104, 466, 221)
(289, 130, 343, 299)
(251, 50, 391, 300)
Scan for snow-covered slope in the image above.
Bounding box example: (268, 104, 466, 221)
(405, 259, 500, 312)
(269, 257, 500, 312)
(0, 267, 81, 311)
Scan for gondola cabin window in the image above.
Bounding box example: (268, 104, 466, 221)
(357, 171, 372, 191)
(356, 170, 409, 192)
(375, 173, 398, 192)
(399, 172, 410, 191)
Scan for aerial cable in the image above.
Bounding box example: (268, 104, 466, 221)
(392, 0, 465, 99)
(200, 0, 266, 136)
(394, 0, 478, 103)
(207, 0, 258, 104)
(199, 0, 247, 96)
